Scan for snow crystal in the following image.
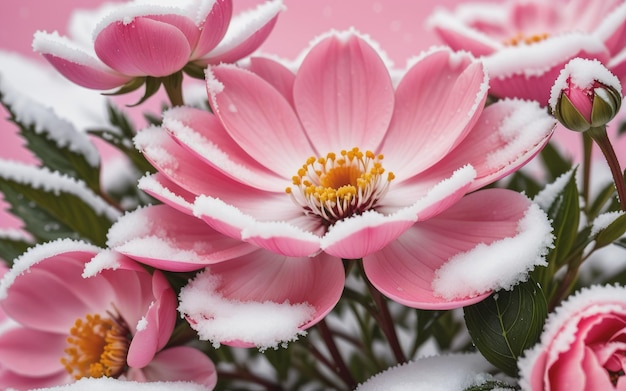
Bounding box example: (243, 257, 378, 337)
(356, 353, 500, 390)
(82, 249, 122, 278)
(0, 51, 101, 166)
(136, 315, 148, 332)
(548, 57, 622, 111)
(93, 2, 192, 37)
(178, 269, 315, 350)
(591, 211, 624, 237)
(0, 160, 121, 222)
(518, 284, 626, 389)
(204, 0, 286, 59)
(0, 238, 99, 300)
(27, 377, 209, 391)
(432, 202, 553, 300)
(137, 174, 193, 211)
(533, 168, 576, 210)
(483, 33, 607, 79)
(32, 30, 105, 70)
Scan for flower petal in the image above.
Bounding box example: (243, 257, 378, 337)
(364, 189, 552, 309)
(178, 250, 344, 349)
(191, 0, 232, 58)
(245, 56, 296, 107)
(108, 205, 257, 272)
(137, 346, 217, 388)
(381, 48, 488, 178)
(206, 64, 312, 177)
(94, 17, 191, 77)
(198, 0, 284, 65)
(427, 9, 500, 56)
(32, 31, 132, 90)
(0, 328, 66, 376)
(137, 173, 196, 215)
(293, 31, 394, 152)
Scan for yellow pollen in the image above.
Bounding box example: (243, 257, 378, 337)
(61, 313, 130, 380)
(504, 32, 549, 46)
(286, 147, 395, 224)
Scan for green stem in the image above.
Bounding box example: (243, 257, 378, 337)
(588, 126, 626, 211)
(162, 71, 185, 107)
(582, 132, 593, 212)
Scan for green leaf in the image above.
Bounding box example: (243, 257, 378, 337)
(0, 162, 120, 247)
(0, 232, 33, 266)
(595, 212, 626, 248)
(464, 380, 518, 391)
(505, 171, 543, 199)
(0, 90, 101, 192)
(464, 279, 547, 377)
(539, 142, 573, 181)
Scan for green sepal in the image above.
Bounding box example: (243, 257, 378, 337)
(183, 62, 207, 79)
(103, 77, 146, 97)
(463, 278, 547, 377)
(553, 93, 591, 132)
(127, 77, 163, 107)
(591, 86, 621, 127)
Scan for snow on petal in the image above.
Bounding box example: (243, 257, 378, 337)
(178, 269, 315, 350)
(28, 377, 210, 391)
(432, 202, 553, 300)
(356, 353, 501, 391)
(0, 160, 121, 222)
(241, 220, 322, 257)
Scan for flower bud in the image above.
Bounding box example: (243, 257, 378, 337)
(549, 58, 622, 132)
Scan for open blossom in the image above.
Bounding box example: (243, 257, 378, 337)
(0, 239, 216, 390)
(429, 0, 626, 104)
(114, 30, 556, 311)
(518, 284, 626, 390)
(32, 0, 284, 91)
(550, 58, 622, 132)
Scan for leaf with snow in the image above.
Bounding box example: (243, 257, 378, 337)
(595, 211, 626, 248)
(0, 160, 120, 247)
(0, 228, 33, 266)
(0, 78, 101, 192)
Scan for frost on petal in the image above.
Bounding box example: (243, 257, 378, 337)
(0, 238, 100, 300)
(82, 249, 122, 278)
(356, 353, 501, 391)
(178, 270, 315, 350)
(432, 202, 553, 300)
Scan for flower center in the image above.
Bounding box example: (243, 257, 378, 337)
(504, 32, 549, 46)
(286, 147, 395, 225)
(61, 312, 131, 380)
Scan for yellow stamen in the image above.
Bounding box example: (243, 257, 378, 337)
(504, 32, 549, 46)
(286, 147, 394, 224)
(61, 313, 130, 380)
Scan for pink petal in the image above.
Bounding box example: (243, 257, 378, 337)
(108, 204, 257, 272)
(0, 327, 66, 376)
(594, 1, 626, 55)
(428, 9, 500, 57)
(246, 56, 296, 107)
(198, 0, 283, 65)
(137, 173, 196, 215)
(363, 189, 536, 309)
(163, 106, 284, 191)
(33, 32, 132, 90)
(2, 252, 115, 333)
(137, 346, 217, 388)
(183, 249, 344, 346)
(191, 0, 232, 58)
(127, 271, 177, 368)
(94, 17, 192, 77)
(411, 99, 555, 193)
(293, 32, 394, 153)
(207, 64, 313, 177)
(381, 48, 487, 178)
(0, 369, 68, 391)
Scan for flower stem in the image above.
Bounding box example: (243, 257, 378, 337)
(316, 318, 357, 390)
(582, 132, 593, 211)
(588, 126, 626, 211)
(163, 71, 185, 107)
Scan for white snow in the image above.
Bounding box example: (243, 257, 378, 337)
(0, 51, 103, 166)
(590, 211, 625, 237)
(0, 238, 100, 300)
(548, 57, 622, 111)
(26, 377, 209, 391)
(82, 249, 122, 277)
(432, 202, 553, 300)
(178, 269, 315, 350)
(518, 284, 626, 389)
(356, 353, 502, 390)
(0, 160, 121, 222)
(136, 314, 149, 332)
(533, 168, 576, 210)
(93, 2, 193, 37)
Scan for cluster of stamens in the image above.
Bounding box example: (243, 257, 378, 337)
(61, 312, 131, 380)
(286, 147, 395, 225)
(504, 32, 549, 46)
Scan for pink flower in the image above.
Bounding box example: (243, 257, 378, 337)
(518, 284, 626, 390)
(549, 58, 622, 132)
(32, 0, 284, 91)
(116, 30, 556, 310)
(0, 239, 217, 390)
(429, 0, 626, 104)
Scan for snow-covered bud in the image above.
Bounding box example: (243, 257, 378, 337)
(549, 58, 622, 132)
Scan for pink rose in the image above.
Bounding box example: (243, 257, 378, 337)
(518, 284, 626, 390)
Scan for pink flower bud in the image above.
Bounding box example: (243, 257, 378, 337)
(549, 58, 622, 132)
